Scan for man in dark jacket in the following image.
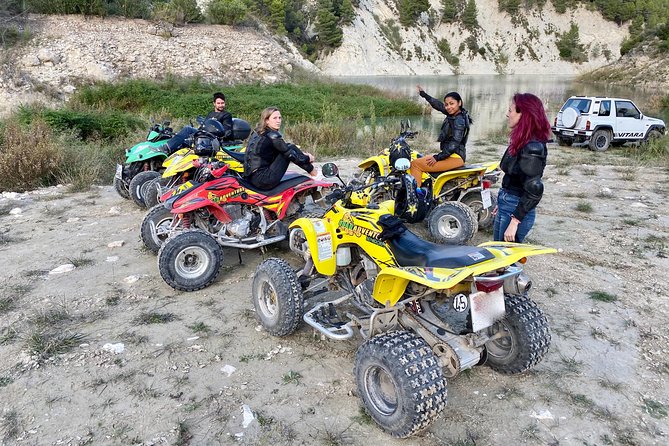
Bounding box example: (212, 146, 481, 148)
(162, 92, 234, 153)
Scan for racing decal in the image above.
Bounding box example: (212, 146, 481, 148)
(467, 251, 487, 261)
(316, 233, 333, 261)
(452, 293, 468, 312)
(403, 266, 458, 283)
(208, 187, 245, 204)
(615, 132, 644, 138)
(338, 213, 383, 243)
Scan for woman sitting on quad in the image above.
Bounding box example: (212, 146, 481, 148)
(411, 85, 472, 187)
(243, 107, 317, 190)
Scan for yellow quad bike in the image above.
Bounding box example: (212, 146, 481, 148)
(357, 121, 501, 242)
(251, 162, 556, 438)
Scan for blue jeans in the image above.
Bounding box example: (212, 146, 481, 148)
(493, 189, 536, 242)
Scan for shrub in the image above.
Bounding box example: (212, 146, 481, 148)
(21, 108, 144, 141)
(153, 0, 202, 26)
(207, 0, 248, 25)
(556, 23, 587, 63)
(0, 119, 63, 192)
(437, 38, 459, 66)
(25, 0, 107, 15)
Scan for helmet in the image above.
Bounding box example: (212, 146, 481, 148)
(232, 118, 252, 140)
(394, 173, 429, 224)
(203, 118, 225, 136)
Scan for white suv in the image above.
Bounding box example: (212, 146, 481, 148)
(552, 96, 666, 151)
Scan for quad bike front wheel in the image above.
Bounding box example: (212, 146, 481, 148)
(129, 170, 161, 208)
(113, 176, 130, 200)
(461, 191, 498, 231)
(485, 293, 551, 374)
(355, 331, 448, 438)
(141, 204, 175, 254)
(426, 201, 478, 245)
(143, 178, 165, 209)
(252, 258, 304, 336)
(158, 230, 223, 292)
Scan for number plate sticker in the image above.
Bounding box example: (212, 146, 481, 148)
(115, 164, 122, 179)
(316, 233, 333, 261)
(481, 189, 492, 209)
(562, 130, 574, 136)
(469, 287, 506, 332)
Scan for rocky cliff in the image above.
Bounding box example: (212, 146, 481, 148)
(0, 2, 631, 117)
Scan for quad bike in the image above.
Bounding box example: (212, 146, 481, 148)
(141, 123, 247, 209)
(114, 120, 174, 202)
(124, 117, 251, 208)
(140, 142, 247, 254)
(357, 121, 501, 244)
(155, 164, 336, 291)
(251, 162, 555, 438)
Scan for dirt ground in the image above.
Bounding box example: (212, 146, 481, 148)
(1, 145, 668, 446)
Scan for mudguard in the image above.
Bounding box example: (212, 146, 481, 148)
(125, 140, 168, 164)
(289, 217, 339, 276)
(358, 153, 391, 177)
(372, 242, 557, 306)
(432, 162, 498, 196)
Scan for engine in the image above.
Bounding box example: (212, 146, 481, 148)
(219, 205, 258, 238)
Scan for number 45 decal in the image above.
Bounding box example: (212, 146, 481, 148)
(453, 293, 468, 312)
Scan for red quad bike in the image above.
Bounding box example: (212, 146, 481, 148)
(157, 165, 335, 291)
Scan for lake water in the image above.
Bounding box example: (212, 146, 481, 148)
(336, 75, 666, 143)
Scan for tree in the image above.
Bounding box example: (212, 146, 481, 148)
(316, 0, 342, 47)
(207, 0, 247, 25)
(556, 22, 587, 63)
(441, 0, 459, 22)
(269, 0, 286, 34)
(339, 0, 355, 24)
(462, 0, 478, 29)
(398, 0, 430, 27)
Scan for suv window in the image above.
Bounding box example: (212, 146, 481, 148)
(616, 101, 640, 119)
(562, 98, 591, 114)
(599, 100, 611, 117)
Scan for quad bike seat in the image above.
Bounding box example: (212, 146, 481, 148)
(378, 214, 494, 268)
(427, 164, 483, 177)
(235, 172, 312, 196)
(389, 230, 494, 268)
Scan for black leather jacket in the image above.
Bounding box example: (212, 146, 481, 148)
(243, 130, 313, 177)
(205, 110, 233, 140)
(419, 91, 470, 162)
(500, 141, 548, 221)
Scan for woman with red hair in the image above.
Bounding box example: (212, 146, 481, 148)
(493, 93, 551, 242)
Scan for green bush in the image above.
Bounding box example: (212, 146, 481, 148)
(437, 38, 459, 66)
(153, 0, 202, 25)
(207, 0, 248, 25)
(25, 0, 107, 15)
(556, 23, 587, 62)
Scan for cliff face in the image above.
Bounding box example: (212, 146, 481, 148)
(0, 2, 633, 117)
(316, 0, 628, 75)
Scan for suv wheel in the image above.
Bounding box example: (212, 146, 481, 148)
(642, 129, 663, 146)
(589, 129, 611, 152)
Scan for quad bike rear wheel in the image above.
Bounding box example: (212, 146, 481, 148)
(485, 293, 551, 374)
(141, 204, 175, 254)
(129, 170, 161, 208)
(461, 191, 498, 230)
(355, 331, 448, 438)
(252, 258, 304, 336)
(426, 201, 478, 245)
(143, 178, 166, 209)
(158, 229, 223, 291)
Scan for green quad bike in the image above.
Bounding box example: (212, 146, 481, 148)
(114, 120, 174, 206)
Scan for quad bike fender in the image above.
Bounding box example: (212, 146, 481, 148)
(171, 196, 232, 223)
(125, 140, 168, 164)
(373, 267, 472, 306)
(373, 242, 557, 306)
(432, 165, 488, 194)
(162, 153, 199, 178)
(289, 217, 338, 276)
(358, 155, 390, 177)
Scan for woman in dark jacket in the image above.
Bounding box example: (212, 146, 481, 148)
(493, 93, 550, 242)
(243, 107, 316, 190)
(410, 85, 472, 186)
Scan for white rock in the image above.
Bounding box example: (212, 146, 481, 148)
(242, 404, 255, 428)
(106, 256, 119, 262)
(221, 365, 237, 377)
(530, 410, 554, 420)
(67, 217, 80, 223)
(123, 275, 140, 284)
(102, 342, 125, 354)
(107, 240, 125, 248)
(631, 202, 648, 208)
(9, 208, 22, 215)
(49, 264, 75, 274)
(108, 206, 122, 215)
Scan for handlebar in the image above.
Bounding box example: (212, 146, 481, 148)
(324, 175, 401, 205)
